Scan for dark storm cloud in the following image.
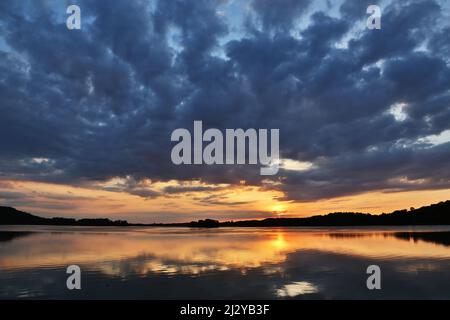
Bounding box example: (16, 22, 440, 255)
(340, 0, 378, 19)
(251, 0, 311, 32)
(277, 141, 450, 201)
(0, 0, 449, 202)
(429, 26, 450, 59)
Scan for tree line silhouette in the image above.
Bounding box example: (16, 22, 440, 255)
(1, 200, 449, 227)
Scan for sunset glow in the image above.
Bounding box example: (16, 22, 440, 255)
(1, 178, 449, 223)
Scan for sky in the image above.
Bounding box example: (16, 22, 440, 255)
(0, 0, 450, 223)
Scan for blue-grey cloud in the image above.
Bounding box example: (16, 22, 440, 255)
(0, 0, 449, 202)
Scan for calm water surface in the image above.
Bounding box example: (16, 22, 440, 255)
(1, 225, 450, 299)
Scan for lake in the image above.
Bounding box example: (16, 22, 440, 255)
(1, 225, 450, 299)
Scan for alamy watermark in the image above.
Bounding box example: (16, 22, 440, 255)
(367, 5, 382, 30)
(66, 265, 81, 290)
(366, 265, 381, 290)
(170, 121, 280, 175)
(65, 4, 381, 31)
(66, 5, 81, 30)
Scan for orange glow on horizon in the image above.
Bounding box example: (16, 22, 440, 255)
(0, 178, 449, 223)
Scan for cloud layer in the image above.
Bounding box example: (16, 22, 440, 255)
(1, 0, 450, 204)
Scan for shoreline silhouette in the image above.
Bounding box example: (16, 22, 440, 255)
(1, 200, 449, 228)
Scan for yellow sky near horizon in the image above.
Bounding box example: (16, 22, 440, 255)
(1, 178, 449, 223)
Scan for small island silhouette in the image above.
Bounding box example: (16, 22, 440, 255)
(0, 200, 449, 228)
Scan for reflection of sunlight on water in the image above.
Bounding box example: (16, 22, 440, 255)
(276, 281, 319, 297)
(2, 226, 450, 276)
(271, 232, 287, 250)
(2, 226, 450, 299)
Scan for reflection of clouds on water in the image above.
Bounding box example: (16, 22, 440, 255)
(393, 231, 450, 247)
(0, 231, 34, 242)
(96, 255, 230, 277)
(3, 247, 450, 299)
(2, 226, 450, 299)
(4, 226, 450, 272)
(276, 282, 319, 297)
